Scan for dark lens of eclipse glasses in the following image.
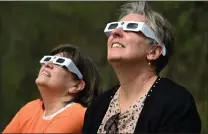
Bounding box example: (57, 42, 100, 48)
(44, 57, 52, 62)
(108, 23, 118, 30)
(126, 23, 138, 29)
(56, 58, 65, 64)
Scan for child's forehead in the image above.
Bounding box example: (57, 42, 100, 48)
(54, 52, 72, 58)
(54, 52, 63, 57)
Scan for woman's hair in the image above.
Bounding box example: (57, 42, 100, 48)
(50, 44, 101, 107)
(119, 1, 174, 74)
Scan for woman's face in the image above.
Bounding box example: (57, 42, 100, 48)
(35, 53, 78, 95)
(107, 14, 151, 64)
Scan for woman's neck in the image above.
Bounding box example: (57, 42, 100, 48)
(39, 89, 74, 116)
(42, 98, 65, 116)
(113, 63, 157, 111)
(115, 64, 155, 90)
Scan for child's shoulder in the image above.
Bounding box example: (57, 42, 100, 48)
(60, 103, 86, 117)
(19, 99, 42, 115)
(23, 99, 42, 109)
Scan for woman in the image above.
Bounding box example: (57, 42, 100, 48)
(3, 44, 101, 133)
(83, 1, 201, 133)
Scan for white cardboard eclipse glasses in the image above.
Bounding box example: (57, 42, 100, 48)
(40, 55, 83, 79)
(104, 21, 166, 56)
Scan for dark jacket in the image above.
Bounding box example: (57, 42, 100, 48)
(82, 77, 201, 133)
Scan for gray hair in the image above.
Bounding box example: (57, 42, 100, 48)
(119, 1, 174, 55)
(119, 1, 174, 73)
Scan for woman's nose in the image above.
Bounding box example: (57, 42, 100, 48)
(44, 61, 53, 69)
(111, 27, 124, 38)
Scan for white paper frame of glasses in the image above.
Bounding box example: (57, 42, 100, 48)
(104, 21, 166, 56)
(40, 55, 83, 79)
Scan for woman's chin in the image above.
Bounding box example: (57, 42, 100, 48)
(35, 78, 48, 88)
(107, 55, 123, 62)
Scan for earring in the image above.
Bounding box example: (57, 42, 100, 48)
(148, 61, 151, 66)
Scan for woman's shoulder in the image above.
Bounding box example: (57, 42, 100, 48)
(19, 99, 42, 114)
(24, 99, 42, 107)
(151, 76, 196, 105)
(71, 103, 87, 113)
(142, 76, 200, 119)
(19, 99, 42, 112)
(61, 103, 86, 117)
(142, 77, 201, 132)
(13, 99, 42, 123)
(158, 77, 193, 97)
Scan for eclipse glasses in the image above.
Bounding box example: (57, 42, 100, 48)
(104, 21, 166, 56)
(40, 55, 83, 79)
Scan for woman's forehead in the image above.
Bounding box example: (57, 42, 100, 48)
(120, 14, 146, 22)
(54, 52, 71, 58)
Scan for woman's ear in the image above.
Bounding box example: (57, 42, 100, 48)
(68, 80, 85, 94)
(147, 45, 162, 61)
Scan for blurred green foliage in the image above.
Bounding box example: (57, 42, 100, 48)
(0, 1, 207, 133)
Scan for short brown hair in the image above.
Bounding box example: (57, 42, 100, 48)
(50, 44, 101, 107)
